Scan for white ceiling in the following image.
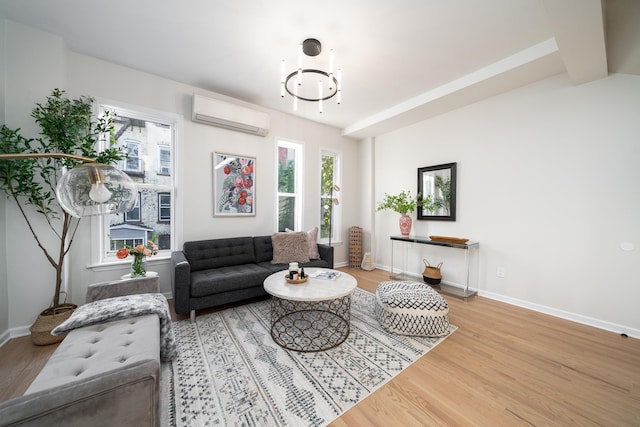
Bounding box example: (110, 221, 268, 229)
(1, 0, 637, 139)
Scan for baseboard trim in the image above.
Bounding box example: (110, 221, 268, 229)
(478, 290, 640, 339)
(0, 330, 10, 348)
(0, 325, 30, 347)
(373, 263, 639, 339)
(1, 294, 176, 344)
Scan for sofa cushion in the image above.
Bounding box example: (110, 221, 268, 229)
(253, 235, 274, 263)
(270, 232, 310, 264)
(28, 315, 160, 393)
(286, 227, 320, 259)
(184, 237, 256, 271)
(190, 264, 272, 297)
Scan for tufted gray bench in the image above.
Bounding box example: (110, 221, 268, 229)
(375, 280, 451, 337)
(0, 276, 162, 427)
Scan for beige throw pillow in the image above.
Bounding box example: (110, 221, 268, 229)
(271, 232, 310, 264)
(285, 227, 320, 260)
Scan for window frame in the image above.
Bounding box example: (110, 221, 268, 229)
(320, 148, 342, 244)
(158, 146, 171, 175)
(124, 192, 141, 222)
(122, 140, 142, 172)
(276, 139, 303, 232)
(158, 192, 171, 222)
(89, 100, 183, 268)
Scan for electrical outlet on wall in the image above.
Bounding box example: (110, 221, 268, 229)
(497, 267, 506, 278)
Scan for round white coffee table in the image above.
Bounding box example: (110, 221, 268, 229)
(263, 268, 357, 352)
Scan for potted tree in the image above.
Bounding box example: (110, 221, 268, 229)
(376, 190, 434, 236)
(0, 88, 125, 345)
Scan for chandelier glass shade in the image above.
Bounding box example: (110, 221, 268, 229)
(56, 162, 137, 218)
(281, 38, 342, 113)
(0, 152, 137, 218)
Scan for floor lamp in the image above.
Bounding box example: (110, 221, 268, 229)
(328, 184, 340, 246)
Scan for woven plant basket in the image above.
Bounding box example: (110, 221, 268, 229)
(29, 302, 77, 346)
(422, 259, 443, 285)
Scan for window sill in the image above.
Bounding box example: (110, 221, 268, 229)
(319, 240, 343, 246)
(87, 253, 170, 272)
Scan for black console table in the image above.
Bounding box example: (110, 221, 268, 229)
(390, 235, 479, 299)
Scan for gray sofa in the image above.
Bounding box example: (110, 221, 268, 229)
(0, 277, 163, 427)
(171, 235, 334, 321)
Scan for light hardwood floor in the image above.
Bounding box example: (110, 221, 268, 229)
(1, 267, 639, 426)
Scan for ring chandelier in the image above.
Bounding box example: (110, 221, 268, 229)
(280, 38, 342, 113)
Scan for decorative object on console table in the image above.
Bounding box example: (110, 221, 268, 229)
(429, 235, 469, 244)
(376, 190, 434, 236)
(213, 152, 255, 216)
(417, 162, 457, 221)
(399, 215, 412, 236)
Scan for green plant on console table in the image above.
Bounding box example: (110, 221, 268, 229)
(376, 190, 434, 216)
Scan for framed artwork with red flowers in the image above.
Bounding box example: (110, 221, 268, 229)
(213, 152, 256, 216)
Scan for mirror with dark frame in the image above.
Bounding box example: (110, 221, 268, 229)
(417, 162, 457, 221)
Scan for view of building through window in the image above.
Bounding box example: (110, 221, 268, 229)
(106, 113, 173, 255)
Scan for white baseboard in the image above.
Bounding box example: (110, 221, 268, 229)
(10, 325, 31, 339)
(372, 264, 639, 339)
(0, 325, 30, 347)
(0, 330, 10, 348)
(1, 293, 176, 346)
(479, 290, 640, 339)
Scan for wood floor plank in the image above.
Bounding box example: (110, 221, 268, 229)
(1, 267, 638, 426)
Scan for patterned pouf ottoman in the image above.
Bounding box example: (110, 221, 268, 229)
(375, 281, 450, 337)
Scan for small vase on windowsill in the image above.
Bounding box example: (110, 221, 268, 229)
(130, 254, 147, 277)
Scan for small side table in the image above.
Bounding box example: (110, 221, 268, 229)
(120, 271, 159, 280)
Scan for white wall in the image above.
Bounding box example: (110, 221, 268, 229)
(0, 15, 8, 343)
(2, 21, 69, 336)
(4, 19, 637, 340)
(1, 21, 358, 335)
(371, 73, 640, 336)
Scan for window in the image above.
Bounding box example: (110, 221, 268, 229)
(158, 147, 171, 175)
(109, 238, 143, 251)
(276, 140, 303, 232)
(92, 103, 179, 263)
(124, 193, 141, 222)
(158, 193, 171, 221)
(122, 141, 142, 172)
(320, 149, 341, 243)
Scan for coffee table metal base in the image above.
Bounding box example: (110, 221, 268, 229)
(270, 294, 352, 352)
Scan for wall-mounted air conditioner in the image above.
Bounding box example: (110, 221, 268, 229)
(191, 94, 270, 137)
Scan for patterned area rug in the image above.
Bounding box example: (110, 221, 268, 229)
(163, 288, 456, 427)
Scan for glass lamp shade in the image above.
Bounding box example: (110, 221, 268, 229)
(56, 163, 137, 218)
